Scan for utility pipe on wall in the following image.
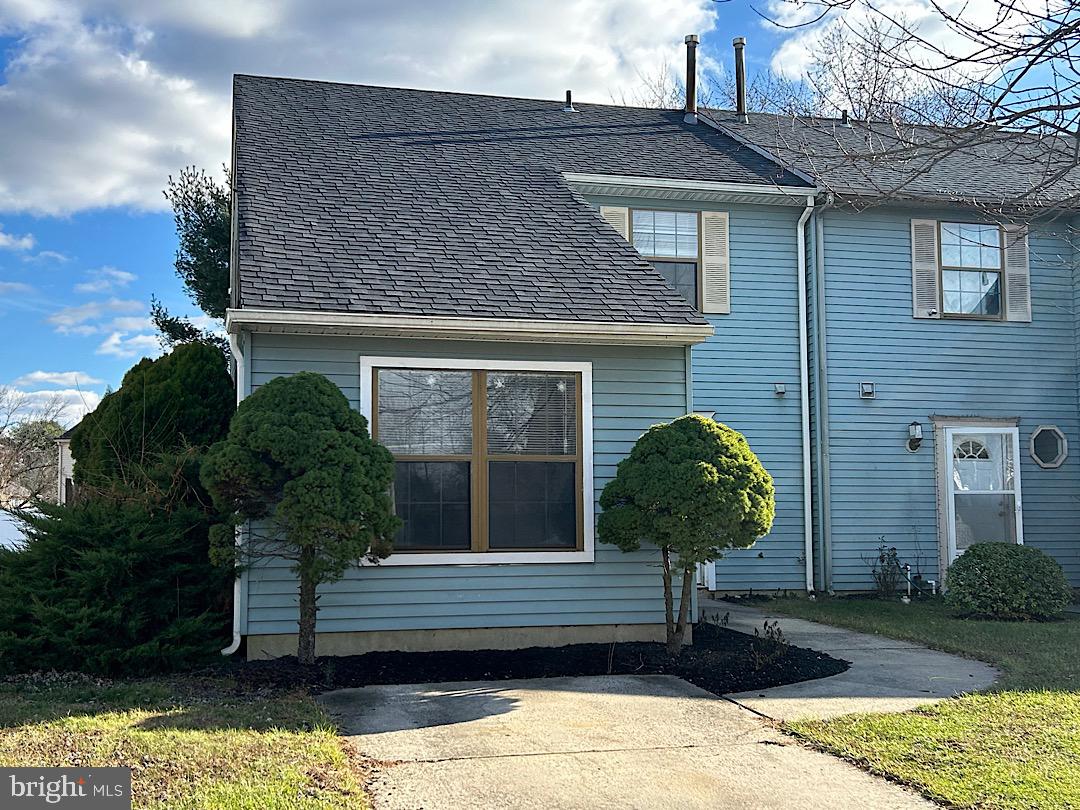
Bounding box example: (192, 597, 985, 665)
(221, 331, 247, 656)
(796, 195, 816, 593)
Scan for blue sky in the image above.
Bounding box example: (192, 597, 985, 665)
(0, 0, 878, 424)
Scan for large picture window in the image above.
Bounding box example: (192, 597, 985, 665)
(371, 363, 586, 558)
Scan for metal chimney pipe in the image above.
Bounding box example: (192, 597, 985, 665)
(733, 36, 748, 123)
(563, 90, 577, 112)
(684, 34, 699, 123)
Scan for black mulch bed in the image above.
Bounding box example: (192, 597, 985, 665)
(223, 622, 849, 699)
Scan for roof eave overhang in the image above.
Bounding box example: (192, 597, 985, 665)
(829, 190, 1080, 215)
(562, 172, 819, 207)
(226, 308, 714, 347)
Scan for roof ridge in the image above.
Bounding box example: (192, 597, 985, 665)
(233, 73, 682, 113)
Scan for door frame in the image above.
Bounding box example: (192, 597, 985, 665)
(941, 423, 1024, 563)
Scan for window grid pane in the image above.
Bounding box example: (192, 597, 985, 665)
(393, 461, 471, 550)
(488, 461, 577, 549)
(377, 369, 473, 454)
(940, 222, 1001, 269)
(632, 209, 698, 258)
(941, 269, 1001, 316)
(487, 372, 577, 455)
(651, 260, 698, 308)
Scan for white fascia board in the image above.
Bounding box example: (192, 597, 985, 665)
(225, 308, 714, 346)
(563, 172, 819, 206)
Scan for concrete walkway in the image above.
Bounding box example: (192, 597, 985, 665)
(322, 674, 934, 809)
(702, 598, 999, 721)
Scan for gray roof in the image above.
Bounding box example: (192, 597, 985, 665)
(232, 75, 807, 325)
(707, 109, 1080, 209)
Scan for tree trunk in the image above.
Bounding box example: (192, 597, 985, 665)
(662, 547, 678, 655)
(297, 549, 318, 665)
(669, 562, 696, 655)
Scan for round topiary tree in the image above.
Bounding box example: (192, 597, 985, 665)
(201, 371, 400, 664)
(945, 542, 1071, 621)
(598, 414, 775, 654)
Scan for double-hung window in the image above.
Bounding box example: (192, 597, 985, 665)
(939, 223, 1003, 319)
(630, 210, 700, 308)
(364, 358, 593, 564)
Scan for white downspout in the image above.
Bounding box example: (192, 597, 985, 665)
(796, 195, 816, 593)
(221, 331, 246, 656)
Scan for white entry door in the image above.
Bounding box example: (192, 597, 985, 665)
(944, 426, 1024, 561)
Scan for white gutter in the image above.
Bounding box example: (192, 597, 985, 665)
(796, 195, 816, 593)
(225, 308, 714, 347)
(221, 331, 247, 656)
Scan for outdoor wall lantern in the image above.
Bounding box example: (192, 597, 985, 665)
(907, 421, 923, 452)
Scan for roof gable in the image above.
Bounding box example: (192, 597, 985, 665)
(232, 76, 808, 326)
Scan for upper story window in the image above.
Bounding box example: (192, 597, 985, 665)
(631, 210, 700, 308)
(939, 223, 1003, 319)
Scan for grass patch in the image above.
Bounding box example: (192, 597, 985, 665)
(768, 597, 1080, 809)
(0, 673, 368, 810)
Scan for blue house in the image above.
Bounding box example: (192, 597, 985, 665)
(223, 63, 1080, 658)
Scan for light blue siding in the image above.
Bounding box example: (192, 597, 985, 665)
(243, 334, 690, 636)
(820, 208, 1080, 588)
(584, 196, 813, 593)
(695, 205, 808, 591)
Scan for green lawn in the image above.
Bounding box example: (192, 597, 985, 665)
(768, 597, 1080, 809)
(0, 673, 368, 810)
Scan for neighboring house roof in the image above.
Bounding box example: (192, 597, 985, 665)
(706, 109, 1080, 210)
(232, 75, 808, 326)
(57, 424, 79, 441)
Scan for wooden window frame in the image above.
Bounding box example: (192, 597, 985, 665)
(360, 356, 595, 566)
(629, 208, 703, 310)
(938, 222, 1006, 321)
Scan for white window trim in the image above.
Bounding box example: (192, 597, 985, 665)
(359, 356, 595, 566)
(943, 424, 1024, 564)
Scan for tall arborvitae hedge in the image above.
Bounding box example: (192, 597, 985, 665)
(0, 342, 234, 676)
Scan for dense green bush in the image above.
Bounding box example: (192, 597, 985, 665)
(0, 499, 231, 675)
(0, 343, 234, 675)
(945, 542, 1071, 621)
(71, 341, 232, 490)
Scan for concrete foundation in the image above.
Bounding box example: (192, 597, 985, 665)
(246, 623, 670, 660)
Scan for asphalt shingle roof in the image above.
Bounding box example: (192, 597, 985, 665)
(707, 109, 1080, 209)
(233, 75, 807, 325)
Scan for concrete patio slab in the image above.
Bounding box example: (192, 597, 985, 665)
(322, 674, 934, 809)
(703, 598, 999, 721)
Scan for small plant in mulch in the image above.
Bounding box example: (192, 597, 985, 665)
(749, 620, 789, 672)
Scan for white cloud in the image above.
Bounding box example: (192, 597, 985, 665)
(47, 297, 143, 334)
(0, 226, 34, 251)
(0, 281, 34, 294)
(23, 250, 70, 263)
(765, 0, 1039, 84)
(74, 266, 137, 293)
(95, 330, 161, 358)
(0, 0, 717, 214)
(11, 370, 104, 388)
(108, 315, 153, 331)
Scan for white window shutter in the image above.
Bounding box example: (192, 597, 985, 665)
(599, 206, 629, 239)
(701, 211, 730, 315)
(911, 219, 941, 319)
(1003, 224, 1032, 323)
